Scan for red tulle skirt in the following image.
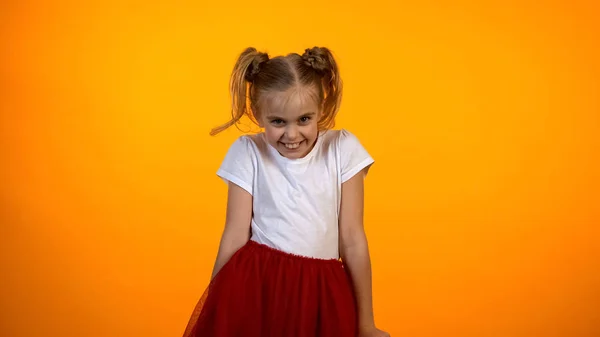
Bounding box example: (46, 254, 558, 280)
(182, 240, 358, 337)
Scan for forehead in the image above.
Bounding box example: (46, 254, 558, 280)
(261, 86, 319, 118)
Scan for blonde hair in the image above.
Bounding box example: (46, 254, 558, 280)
(210, 47, 343, 136)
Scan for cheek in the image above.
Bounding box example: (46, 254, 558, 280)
(264, 126, 283, 143)
(303, 124, 319, 138)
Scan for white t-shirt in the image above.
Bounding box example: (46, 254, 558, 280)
(216, 129, 374, 260)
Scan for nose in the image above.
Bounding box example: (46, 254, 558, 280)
(284, 125, 299, 141)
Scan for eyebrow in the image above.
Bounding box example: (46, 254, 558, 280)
(267, 112, 316, 120)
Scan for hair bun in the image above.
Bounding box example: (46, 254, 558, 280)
(302, 47, 330, 73)
(245, 49, 269, 82)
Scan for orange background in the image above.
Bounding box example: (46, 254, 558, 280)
(1, 1, 599, 336)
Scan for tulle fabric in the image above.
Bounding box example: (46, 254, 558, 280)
(182, 240, 358, 337)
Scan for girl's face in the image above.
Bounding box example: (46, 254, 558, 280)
(258, 87, 321, 160)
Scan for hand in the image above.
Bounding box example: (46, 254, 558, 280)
(359, 326, 390, 337)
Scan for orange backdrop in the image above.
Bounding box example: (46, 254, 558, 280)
(1, 1, 599, 336)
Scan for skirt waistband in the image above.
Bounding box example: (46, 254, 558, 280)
(246, 240, 342, 266)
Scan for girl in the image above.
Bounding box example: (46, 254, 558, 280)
(182, 46, 389, 337)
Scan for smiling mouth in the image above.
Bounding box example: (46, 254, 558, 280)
(280, 140, 304, 150)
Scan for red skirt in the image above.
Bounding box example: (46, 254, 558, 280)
(182, 240, 358, 337)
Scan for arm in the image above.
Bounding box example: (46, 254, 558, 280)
(339, 170, 388, 336)
(210, 182, 253, 280)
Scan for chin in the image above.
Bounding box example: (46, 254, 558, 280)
(284, 152, 304, 159)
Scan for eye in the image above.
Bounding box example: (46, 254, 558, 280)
(270, 119, 284, 126)
(299, 116, 311, 123)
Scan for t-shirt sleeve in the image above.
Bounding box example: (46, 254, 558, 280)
(216, 136, 256, 195)
(338, 129, 375, 183)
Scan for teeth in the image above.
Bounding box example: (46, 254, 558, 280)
(284, 142, 301, 149)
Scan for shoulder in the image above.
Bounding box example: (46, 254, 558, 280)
(319, 128, 367, 152)
(337, 128, 362, 145)
(224, 133, 267, 157)
(319, 129, 374, 182)
(229, 133, 259, 148)
(217, 134, 268, 195)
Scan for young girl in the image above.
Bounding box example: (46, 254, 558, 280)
(182, 46, 389, 337)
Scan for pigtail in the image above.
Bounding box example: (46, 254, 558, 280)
(210, 47, 269, 136)
(302, 47, 343, 130)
